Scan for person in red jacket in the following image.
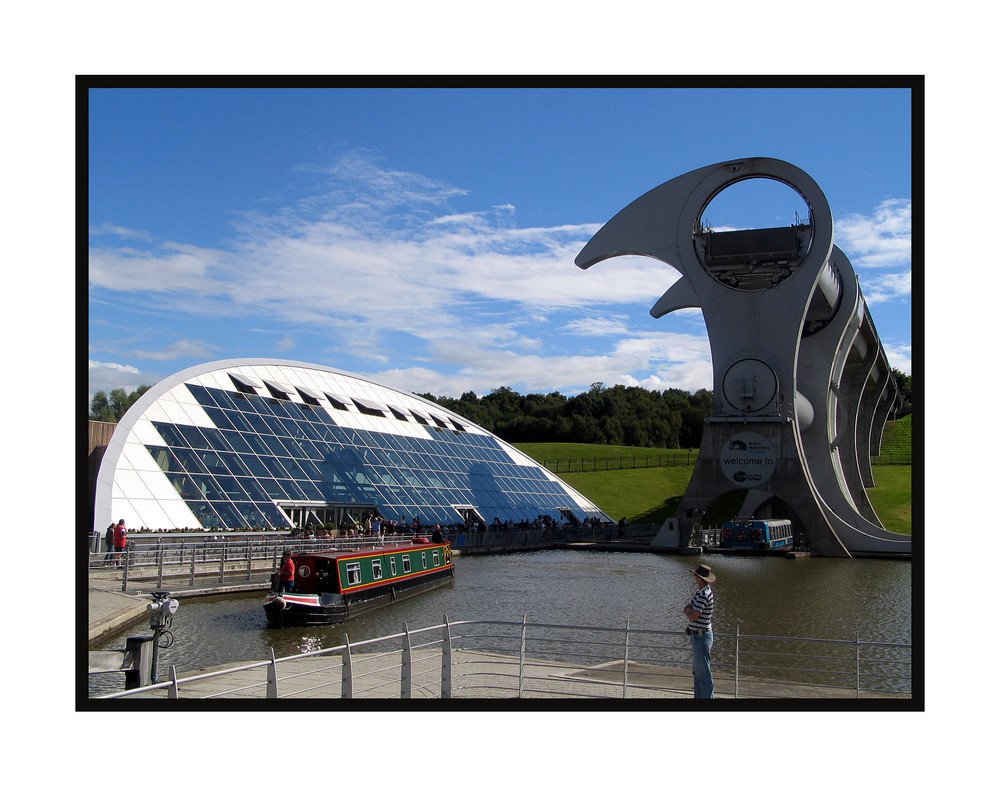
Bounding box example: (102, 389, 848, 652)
(113, 519, 128, 565)
(278, 550, 296, 593)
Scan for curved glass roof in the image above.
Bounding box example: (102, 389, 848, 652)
(94, 360, 607, 532)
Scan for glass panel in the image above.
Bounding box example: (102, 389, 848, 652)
(221, 430, 252, 454)
(186, 384, 216, 408)
(190, 474, 227, 500)
(262, 434, 289, 457)
(242, 432, 272, 456)
(208, 387, 237, 410)
(238, 453, 270, 477)
(146, 446, 187, 474)
(243, 412, 270, 434)
(297, 420, 324, 441)
(196, 449, 232, 474)
(256, 502, 287, 529)
(202, 428, 233, 452)
(205, 407, 234, 431)
(210, 502, 245, 529)
(154, 421, 185, 448)
(278, 479, 306, 499)
(259, 478, 285, 498)
(165, 473, 204, 500)
(170, 447, 208, 474)
(224, 408, 253, 432)
(299, 440, 324, 461)
(260, 455, 288, 478)
(236, 475, 269, 500)
(284, 438, 309, 460)
(213, 476, 251, 501)
(177, 424, 212, 450)
(299, 460, 325, 482)
(267, 417, 291, 437)
(279, 457, 308, 479)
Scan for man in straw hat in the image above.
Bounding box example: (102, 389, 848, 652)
(683, 564, 716, 698)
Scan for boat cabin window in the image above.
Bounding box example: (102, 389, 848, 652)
(346, 562, 362, 585)
(389, 556, 397, 576)
(372, 558, 383, 580)
(433, 551, 441, 566)
(421, 552, 427, 569)
(402, 555, 411, 573)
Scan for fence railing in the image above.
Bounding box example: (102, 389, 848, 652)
(92, 616, 911, 701)
(539, 453, 909, 473)
(540, 453, 698, 473)
(88, 526, 661, 592)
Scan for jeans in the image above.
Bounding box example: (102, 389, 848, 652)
(690, 629, 714, 699)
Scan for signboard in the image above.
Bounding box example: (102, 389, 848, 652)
(720, 431, 776, 487)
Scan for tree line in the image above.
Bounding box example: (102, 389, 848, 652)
(89, 369, 911, 450)
(419, 383, 714, 449)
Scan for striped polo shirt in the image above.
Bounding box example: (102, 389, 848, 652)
(688, 585, 714, 631)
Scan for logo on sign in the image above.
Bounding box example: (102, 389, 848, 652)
(720, 431, 776, 487)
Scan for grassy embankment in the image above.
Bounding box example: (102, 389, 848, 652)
(514, 414, 912, 535)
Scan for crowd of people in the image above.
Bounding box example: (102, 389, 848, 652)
(287, 512, 616, 541)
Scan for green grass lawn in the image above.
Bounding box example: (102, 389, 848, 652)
(514, 442, 912, 535)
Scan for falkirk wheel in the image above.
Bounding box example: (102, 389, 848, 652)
(575, 158, 910, 558)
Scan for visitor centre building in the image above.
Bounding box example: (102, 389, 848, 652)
(92, 359, 609, 533)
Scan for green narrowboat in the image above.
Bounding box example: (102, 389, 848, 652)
(263, 539, 455, 627)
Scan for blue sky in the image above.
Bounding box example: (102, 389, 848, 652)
(87, 86, 913, 404)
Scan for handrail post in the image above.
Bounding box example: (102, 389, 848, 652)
(441, 614, 453, 699)
(157, 547, 165, 588)
(734, 625, 740, 699)
(168, 665, 179, 699)
(856, 632, 861, 699)
(518, 614, 527, 699)
(218, 543, 226, 584)
(341, 634, 354, 698)
(121, 545, 130, 592)
(190, 547, 197, 586)
(622, 618, 631, 699)
(267, 647, 279, 698)
(401, 624, 413, 699)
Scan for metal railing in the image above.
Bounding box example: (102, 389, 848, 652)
(88, 536, 407, 592)
(92, 617, 911, 701)
(88, 528, 661, 592)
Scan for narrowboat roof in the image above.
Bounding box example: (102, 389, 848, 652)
(293, 541, 446, 560)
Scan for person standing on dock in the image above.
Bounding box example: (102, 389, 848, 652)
(104, 523, 115, 564)
(683, 564, 716, 699)
(112, 519, 128, 565)
(278, 550, 296, 593)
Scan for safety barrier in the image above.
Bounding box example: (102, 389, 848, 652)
(87, 528, 660, 592)
(92, 616, 911, 701)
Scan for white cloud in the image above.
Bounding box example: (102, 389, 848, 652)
(863, 270, 912, 303)
(837, 199, 911, 269)
(129, 339, 219, 361)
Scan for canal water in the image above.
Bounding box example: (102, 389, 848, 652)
(89, 549, 911, 697)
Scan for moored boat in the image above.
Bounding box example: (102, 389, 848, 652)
(263, 540, 455, 627)
(719, 518, 795, 551)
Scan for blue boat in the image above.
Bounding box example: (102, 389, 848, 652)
(720, 518, 795, 550)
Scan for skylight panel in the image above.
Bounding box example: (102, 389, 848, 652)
(228, 373, 259, 394)
(295, 386, 323, 406)
(263, 380, 294, 400)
